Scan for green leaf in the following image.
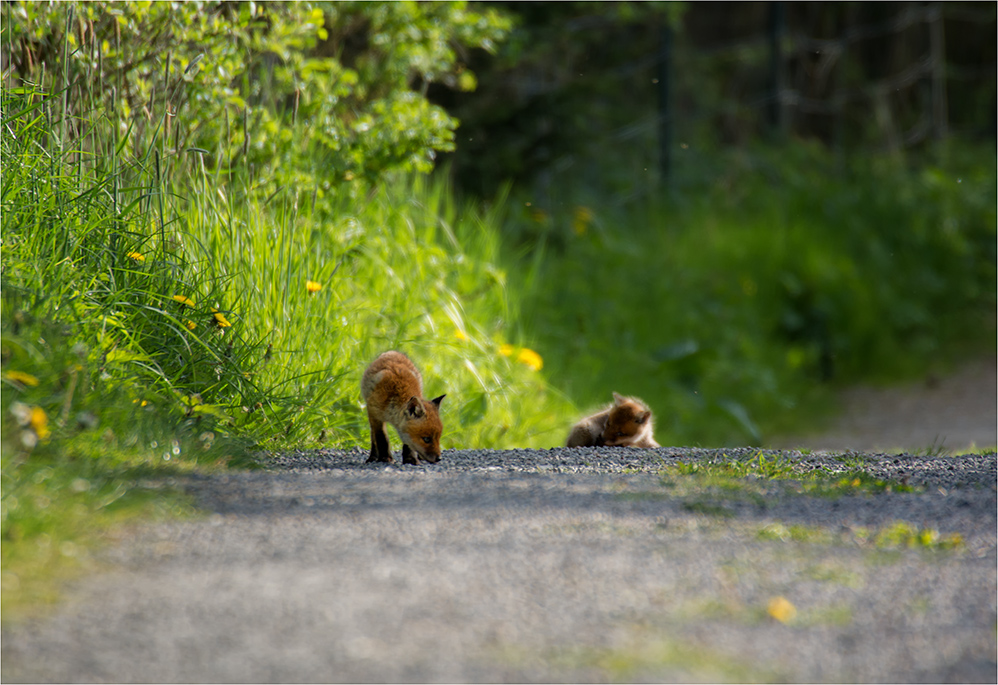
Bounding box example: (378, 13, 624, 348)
(716, 400, 761, 444)
(459, 392, 489, 427)
(191, 404, 231, 420)
(105, 349, 151, 364)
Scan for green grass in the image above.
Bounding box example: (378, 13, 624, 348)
(653, 454, 958, 551)
(501, 140, 996, 447)
(757, 523, 835, 545)
(757, 521, 963, 551)
(1, 440, 201, 622)
(869, 521, 964, 551)
(182, 173, 574, 450)
(0, 78, 571, 620)
(681, 500, 735, 518)
(660, 452, 918, 500)
(0, 78, 575, 453)
(676, 593, 855, 629)
(493, 635, 780, 683)
(758, 521, 964, 552)
(616, 454, 964, 554)
(801, 562, 863, 588)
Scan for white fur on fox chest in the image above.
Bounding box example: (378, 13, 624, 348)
(629, 419, 657, 446)
(606, 418, 659, 448)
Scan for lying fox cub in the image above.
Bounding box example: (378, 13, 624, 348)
(361, 351, 445, 465)
(566, 392, 660, 448)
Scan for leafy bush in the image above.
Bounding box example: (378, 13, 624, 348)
(6, 1, 510, 197)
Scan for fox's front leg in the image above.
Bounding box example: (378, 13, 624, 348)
(366, 415, 393, 463)
(401, 444, 419, 465)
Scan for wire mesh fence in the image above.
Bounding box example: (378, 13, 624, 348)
(663, 1, 995, 176)
(468, 1, 995, 194)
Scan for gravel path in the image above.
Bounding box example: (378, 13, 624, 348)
(2, 447, 995, 683)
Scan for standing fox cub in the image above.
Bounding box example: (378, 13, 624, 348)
(361, 351, 445, 465)
(566, 392, 660, 448)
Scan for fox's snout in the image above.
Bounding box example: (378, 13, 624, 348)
(414, 439, 442, 463)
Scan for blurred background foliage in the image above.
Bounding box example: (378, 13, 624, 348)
(425, 0, 995, 441)
(433, 1, 995, 197)
(1, 1, 994, 617)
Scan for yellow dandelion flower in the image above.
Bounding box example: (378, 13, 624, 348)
(172, 295, 196, 307)
(529, 207, 550, 225)
(5, 370, 40, 387)
(455, 329, 469, 342)
(185, 320, 197, 331)
(918, 529, 938, 546)
(306, 280, 323, 293)
(127, 251, 146, 263)
(498, 344, 543, 371)
(210, 307, 232, 327)
(517, 347, 544, 371)
(572, 206, 593, 236)
(767, 596, 797, 624)
(29, 406, 50, 439)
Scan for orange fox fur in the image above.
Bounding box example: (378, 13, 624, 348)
(566, 392, 659, 448)
(361, 351, 445, 464)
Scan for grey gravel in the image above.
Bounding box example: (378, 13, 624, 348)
(2, 447, 996, 683)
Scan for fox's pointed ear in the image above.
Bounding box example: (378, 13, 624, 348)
(406, 396, 425, 418)
(431, 394, 446, 408)
(612, 392, 625, 405)
(636, 410, 651, 424)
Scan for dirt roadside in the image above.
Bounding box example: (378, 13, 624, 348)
(767, 356, 997, 453)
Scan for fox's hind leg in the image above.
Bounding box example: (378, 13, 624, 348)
(366, 416, 393, 463)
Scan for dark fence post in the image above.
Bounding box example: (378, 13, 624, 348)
(929, 1, 948, 140)
(657, 21, 673, 183)
(767, 1, 787, 137)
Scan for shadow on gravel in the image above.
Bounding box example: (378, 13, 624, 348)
(186, 448, 997, 553)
